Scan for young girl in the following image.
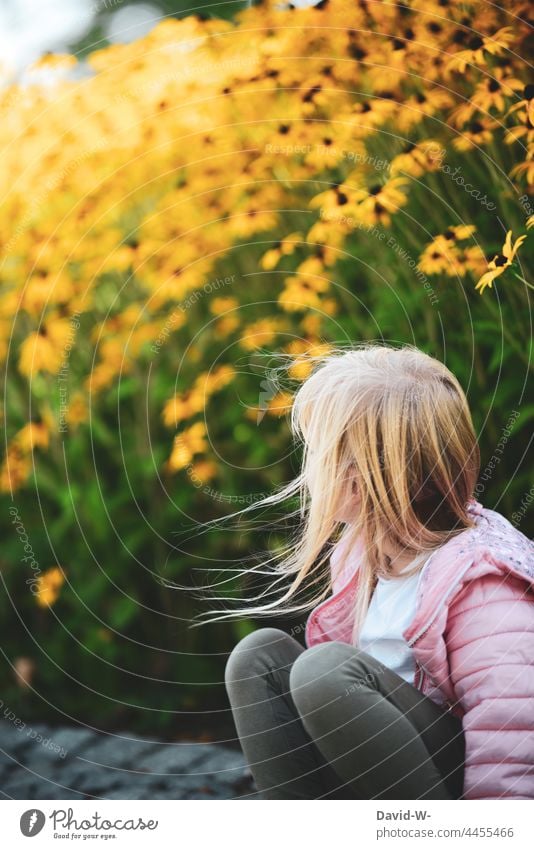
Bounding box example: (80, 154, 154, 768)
(216, 343, 534, 799)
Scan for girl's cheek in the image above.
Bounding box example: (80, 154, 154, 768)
(335, 486, 361, 523)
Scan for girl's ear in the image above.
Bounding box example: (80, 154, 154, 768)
(348, 463, 359, 495)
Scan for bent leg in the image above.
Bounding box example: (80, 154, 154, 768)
(224, 627, 354, 799)
(289, 641, 465, 800)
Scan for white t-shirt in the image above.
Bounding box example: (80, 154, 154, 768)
(358, 551, 434, 685)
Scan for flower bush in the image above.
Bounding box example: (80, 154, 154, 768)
(0, 0, 532, 733)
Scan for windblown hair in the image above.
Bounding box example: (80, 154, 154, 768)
(189, 342, 480, 643)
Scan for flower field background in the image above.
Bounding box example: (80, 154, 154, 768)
(1, 0, 533, 736)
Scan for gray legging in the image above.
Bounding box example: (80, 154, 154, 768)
(224, 627, 465, 800)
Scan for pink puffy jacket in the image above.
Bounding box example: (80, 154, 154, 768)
(304, 498, 534, 800)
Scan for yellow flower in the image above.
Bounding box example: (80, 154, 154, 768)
(189, 459, 218, 484)
(260, 233, 302, 270)
(18, 333, 56, 377)
(162, 366, 235, 427)
(458, 245, 487, 279)
(199, 364, 235, 393)
(165, 422, 208, 472)
(162, 390, 206, 427)
(475, 230, 527, 294)
(66, 393, 89, 428)
(284, 339, 312, 356)
(0, 445, 32, 492)
(320, 298, 338, 316)
(278, 280, 325, 312)
(299, 314, 323, 336)
(418, 243, 456, 276)
(209, 296, 239, 315)
(36, 566, 65, 608)
(505, 84, 534, 144)
(288, 358, 314, 380)
(471, 67, 524, 114)
(263, 391, 294, 418)
(285, 340, 332, 367)
(395, 89, 454, 134)
(306, 220, 345, 251)
(20, 270, 76, 317)
(418, 225, 477, 276)
(18, 317, 75, 377)
(349, 177, 410, 227)
(214, 315, 240, 337)
(239, 318, 282, 351)
(260, 248, 282, 271)
(389, 140, 445, 178)
(14, 421, 50, 453)
(28, 53, 77, 73)
(446, 27, 515, 74)
(452, 118, 496, 152)
(510, 151, 534, 186)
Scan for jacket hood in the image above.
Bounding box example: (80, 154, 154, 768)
(305, 498, 534, 651)
(404, 498, 534, 646)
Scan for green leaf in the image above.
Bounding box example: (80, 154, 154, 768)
(514, 406, 534, 433)
(116, 376, 142, 399)
(90, 417, 116, 448)
(107, 594, 138, 630)
(232, 618, 257, 641)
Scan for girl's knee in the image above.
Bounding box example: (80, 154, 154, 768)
(224, 627, 293, 685)
(290, 643, 382, 717)
(289, 641, 352, 708)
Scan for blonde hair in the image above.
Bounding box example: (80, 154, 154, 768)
(188, 342, 480, 643)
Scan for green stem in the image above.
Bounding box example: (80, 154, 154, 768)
(393, 225, 439, 349)
(513, 272, 534, 292)
(481, 293, 534, 371)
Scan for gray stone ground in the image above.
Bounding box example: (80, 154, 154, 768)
(0, 720, 258, 799)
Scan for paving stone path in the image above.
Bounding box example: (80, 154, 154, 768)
(0, 720, 257, 799)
